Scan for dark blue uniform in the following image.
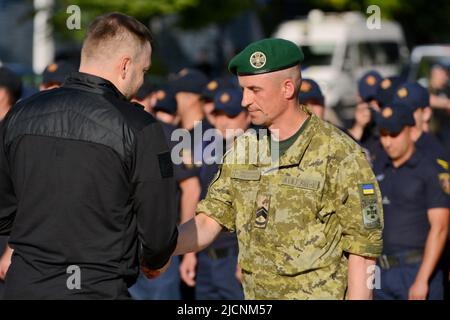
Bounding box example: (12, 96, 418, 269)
(416, 132, 450, 164)
(373, 150, 450, 299)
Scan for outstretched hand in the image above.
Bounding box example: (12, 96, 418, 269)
(141, 257, 172, 279)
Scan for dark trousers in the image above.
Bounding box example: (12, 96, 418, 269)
(374, 252, 444, 300)
(196, 246, 244, 300)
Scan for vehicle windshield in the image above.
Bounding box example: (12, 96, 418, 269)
(413, 56, 450, 81)
(301, 44, 335, 67)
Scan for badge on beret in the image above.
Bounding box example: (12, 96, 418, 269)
(249, 51, 267, 69)
(397, 88, 408, 98)
(156, 90, 166, 101)
(207, 81, 218, 91)
(381, 79, 391, 90)
(366, 75, 376, 86)
(220, 93, 230, 104)
(438, 173, 450, 195)
(255, 192, 270, 229)
(47, 63, 58, 73)
(300, 81, 312, 92)
(382, 107, 393, 118)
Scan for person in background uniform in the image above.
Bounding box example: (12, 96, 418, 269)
(152, 85, 180, 127)
(171, 68, 212, 168)
(40, 61, 78, 91)
(298, 78, 350, 137)
(374, 76, 402, 110)
(0, 12, 178, 299)
(0, 66, 22, 299)
(348, 71, 384, 164)
(392, 82, 450, 164)
(298, 78, 325, 119)
(373, 103, 449, 300)
(179, 87, 246, 300)
(201, 78, 236, 127)
(129, 85, 200, 300)
(132, 77, 157, 115)
(174, 38, 383, 299)
(429, 63, 450, 154)
(419, 65, 450, 300)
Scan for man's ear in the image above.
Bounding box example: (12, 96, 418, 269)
(0, 88, 8, 106)
(119, 55, 132, 80)
(282, 79, 296, 100)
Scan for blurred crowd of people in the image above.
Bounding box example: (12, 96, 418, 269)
(0, 51, 449, 300)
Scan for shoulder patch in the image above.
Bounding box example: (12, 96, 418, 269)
(438, 172, 450, 195)
(359, 183, 381, 229)
(437, 158, 449, 171)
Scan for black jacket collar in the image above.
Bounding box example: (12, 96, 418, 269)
(63, 72, 127, 101)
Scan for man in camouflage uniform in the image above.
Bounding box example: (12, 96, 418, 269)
(174, 38, 383, 299)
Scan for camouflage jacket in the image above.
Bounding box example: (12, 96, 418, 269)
(197, 111, 383, 299)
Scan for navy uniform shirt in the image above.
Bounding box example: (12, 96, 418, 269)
(374, 150, 450, 254)
(416, 132, 450, 163)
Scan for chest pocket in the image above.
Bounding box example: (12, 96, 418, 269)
(230, 168, 261, 234)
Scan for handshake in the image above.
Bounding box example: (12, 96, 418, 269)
(141, 257, 172, 279)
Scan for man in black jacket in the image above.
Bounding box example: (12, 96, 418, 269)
(0, 12, 178, 299)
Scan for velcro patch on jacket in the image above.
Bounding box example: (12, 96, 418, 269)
(231, 169, 261, 181)
(281, 176, 320, 190)
(254, 192, 270, 229)
(359, 183, 381, 229)
(439, 172, 450, 195)
(158, 151, 173, 178)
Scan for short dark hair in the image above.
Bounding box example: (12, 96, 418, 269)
(0, 66, 23, 105)
(82, 12, 153, 60)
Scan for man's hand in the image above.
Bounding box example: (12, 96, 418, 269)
(179, 252, 197, 287)
(174, 213, 223, 256)
(0, 245, 13, 280)
(408, 279, 429, 300)
(141, 257, 172, 280)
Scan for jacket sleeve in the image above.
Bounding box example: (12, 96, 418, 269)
(336, 150, 384, 258)
(0, 120, 17, 236)
(131, 121, 178, 269)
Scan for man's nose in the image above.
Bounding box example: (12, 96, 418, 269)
(241, 89, 252, 109)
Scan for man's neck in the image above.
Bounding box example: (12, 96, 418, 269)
(392, 145, 415, 168)
(269, 105, 309, 141)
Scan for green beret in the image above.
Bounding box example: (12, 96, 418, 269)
(228, 38, 304, 76)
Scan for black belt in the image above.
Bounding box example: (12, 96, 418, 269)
(378, 250, 423, 270)
(205, 247, 237, 260)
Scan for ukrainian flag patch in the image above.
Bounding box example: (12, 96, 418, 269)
(362, 183, 375, 195)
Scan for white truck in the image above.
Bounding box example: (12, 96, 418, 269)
(273, 10, 409, 122)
